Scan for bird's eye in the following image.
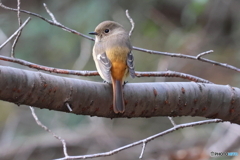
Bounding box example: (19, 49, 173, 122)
(104, 29, 109, 33)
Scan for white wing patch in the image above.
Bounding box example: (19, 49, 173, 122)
(97, 54, 101, 60)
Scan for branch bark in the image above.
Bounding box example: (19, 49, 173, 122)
(0, 65, 239, 124)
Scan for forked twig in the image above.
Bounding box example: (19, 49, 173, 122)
(55, 119, 223, 160)
(135, 70, 212, 83)
(196, 50, 214, 59)
(0, 17, 31, 50)
(29, 106, 68, 157)
(0, 55, 98, 76)
(133, 47, 240, 72)
(43, 3, 59, 24)
(0, 55, 211, 83)
(0, 2, 94, 41)
(0, 2, 239, 72)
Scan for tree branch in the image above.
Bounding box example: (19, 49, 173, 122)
(11, 0, 22, 58)
(0, 2, 94, 41)
(0, 55, 98, 76)
(196, 50, 214, 59)
(0, 66, 239, 124)
(135, 71, 212, 83)
(0, 55, 211, 83)
(29, 106, 69, 157)
(0, 17, 31, 50)
(55, 119, 222, 160)
(125, 10, 134, 37)
(0, 2, 239, 73)
(133, 47, 240, 72)
(0, 1, 237, 159)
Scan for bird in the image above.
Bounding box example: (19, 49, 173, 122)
(89, 21, 135, 114)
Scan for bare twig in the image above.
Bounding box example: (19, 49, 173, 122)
(11, 0, 22, 58)
(196, 50, 214, 59)
(0, 3, 239, 72)
(16, 0, 22, 26)
(0, 55, 98, 76)
(139, 141, 146, 159)
(133, 47, 240, 72)
(29, 106, 68, 157)
(65, 103, 72, 112)
(0, 55, 211, 83)
(135, 70, 212, 83)
(43, 3, 59, 24)
(0, 17, 31, 50)
(126, 10, 135, 37)
(0, 2, 94, 41)
(168, 117, 176, 127)
(55, 119, 222, 160)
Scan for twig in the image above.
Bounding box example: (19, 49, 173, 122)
(0, 55, 211, 83)
(0, 17, 31, 50)
(16, 0, 22, 26)
(1, 3, 239, 73)
(139, 141, 146, 159)
(29, 106, 68, 157)
(168, 117, 176, 127)
(126, 10, 134, 37)
(0, 2, 94, 41)
(196, 50, 214, 59)
(133, 47, 240, 72)
(55, 119, 223, 160)
(11, 0, 22, 58)
(0, 55, 98, 76)
(65, 103, 72, 112)
(43, 3, 59, 24)
(135, 70, 212, 83)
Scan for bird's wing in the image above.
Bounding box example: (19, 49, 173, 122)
(127, 52, 135, 78)
(97, 52, 112, 82)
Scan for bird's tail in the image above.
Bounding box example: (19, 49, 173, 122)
(112, 80, 125, 113)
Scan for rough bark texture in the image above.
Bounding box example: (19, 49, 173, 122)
(0, 65, 240, 124)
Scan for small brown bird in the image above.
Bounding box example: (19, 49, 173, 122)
(89, 21, 135, 114)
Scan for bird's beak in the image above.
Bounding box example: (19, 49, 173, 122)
(89, 32, 98, 35)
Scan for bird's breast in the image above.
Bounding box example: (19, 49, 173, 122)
(106, 46, 129, 62)
(106, 46, 130, 81)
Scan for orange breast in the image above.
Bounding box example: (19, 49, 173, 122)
(106, 46, 130, 81)
(111, 62, 127, 80)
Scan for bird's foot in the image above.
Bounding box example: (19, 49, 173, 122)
(103, 80, 110, 84)
(123, 81, 128, 86)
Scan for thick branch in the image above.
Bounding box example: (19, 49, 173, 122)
(0, 66, 239, 124)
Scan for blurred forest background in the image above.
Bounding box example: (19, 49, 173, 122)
(1, 0, 240, 160)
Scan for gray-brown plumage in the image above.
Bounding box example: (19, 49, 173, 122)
(89, 21, 135, 113)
